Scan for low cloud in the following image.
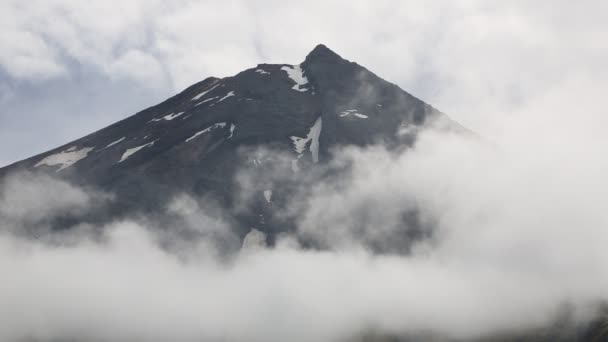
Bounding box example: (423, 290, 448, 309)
(1, 115, 608, 341)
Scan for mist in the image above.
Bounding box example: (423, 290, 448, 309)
(2, 89, 608, 340)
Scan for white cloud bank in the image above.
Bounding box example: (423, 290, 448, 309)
(1, 101, 608, 341)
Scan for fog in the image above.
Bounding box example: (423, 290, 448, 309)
(1, 99, 608, 340)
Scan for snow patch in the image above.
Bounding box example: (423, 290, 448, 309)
(290, 137, 308, 155)
(35, 146, 94, 171)
(192, 82, 220, 101)
(281, 65, 309, 92)
(149, 112, 185, 122)
(162, 112, 184, 120)
(104, 137, 125, 148)
(118, 141, 156, 163)
(194, 96, 218, 107)
(185, 123, 227, 142)
(290, 116, 322, 171)
(228, 123, 236, 139)
(217, 91, 235, 103)
(255, 69, 270, 75)
(339, 109, 369, 119)
(309, 117, 322, 163)
(263, 190, 272, 203)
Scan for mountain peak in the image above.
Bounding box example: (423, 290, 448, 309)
(1, 44, 451, 238)
(304, 44, 344, 64)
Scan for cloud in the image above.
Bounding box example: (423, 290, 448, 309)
(0, 172, 92, 223)
(0, 29, 66, 81)
(1, 2, 608, 340)
(105, 49, 166, 86)
(2, 110, 608, 341)
(0, 224, 574, 342)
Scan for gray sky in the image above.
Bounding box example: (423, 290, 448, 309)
(1, 0, 607, 167)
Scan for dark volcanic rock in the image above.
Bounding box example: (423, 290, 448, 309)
(0, 44, 449, 241)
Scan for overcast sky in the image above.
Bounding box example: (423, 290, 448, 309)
(3, 2, 608, 340)
(1, 0, 607, 167)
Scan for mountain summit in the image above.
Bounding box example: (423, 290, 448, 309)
(304, 43, 343, 63)
(0, 44, 453, 241)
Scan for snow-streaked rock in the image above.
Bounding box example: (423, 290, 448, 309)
(216, 91, 235, 103)
(104, 137, 125, 149)
(281, 65, 309, 92)
(290, 116, 322, 171)
(35, 146, 94, 171)
(118, 141, 156, 163)
(339, 109, 369, 119)
(149, 112, 185, 122)
(185, 123, 227, 142)
(192, 82, 220, 101)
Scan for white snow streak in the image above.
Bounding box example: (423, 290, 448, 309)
(194, 96, 218, 107)
(149, 112, 185, 122)
(263, 189, 273, 203)
(290, 116, 322, 171)
(255, 69, 270, 75)
(118, 141, 156, 163)
(339, 109, 369, 119)
(35, 146, 94, 171)
(104, 137, 125, 148)
(185, 123, 227, 142)
(217, 91, 235, 103)
(192, 83, 220, 101)
(309, 117, 322, 163)
(281, 65, 309, 92)
(228, 123, 236, 139)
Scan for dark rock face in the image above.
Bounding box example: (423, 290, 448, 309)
(0, 44, 447, 240)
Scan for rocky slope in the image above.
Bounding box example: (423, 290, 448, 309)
(0, 44, 452, 242)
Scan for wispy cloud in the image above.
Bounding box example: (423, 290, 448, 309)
(1, 108, 608, 340)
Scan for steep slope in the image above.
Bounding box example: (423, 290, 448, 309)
(0, 44, 449, 240)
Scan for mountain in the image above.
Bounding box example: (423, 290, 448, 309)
(2, 44, 607, 342)
(0, 44, 454, 243)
